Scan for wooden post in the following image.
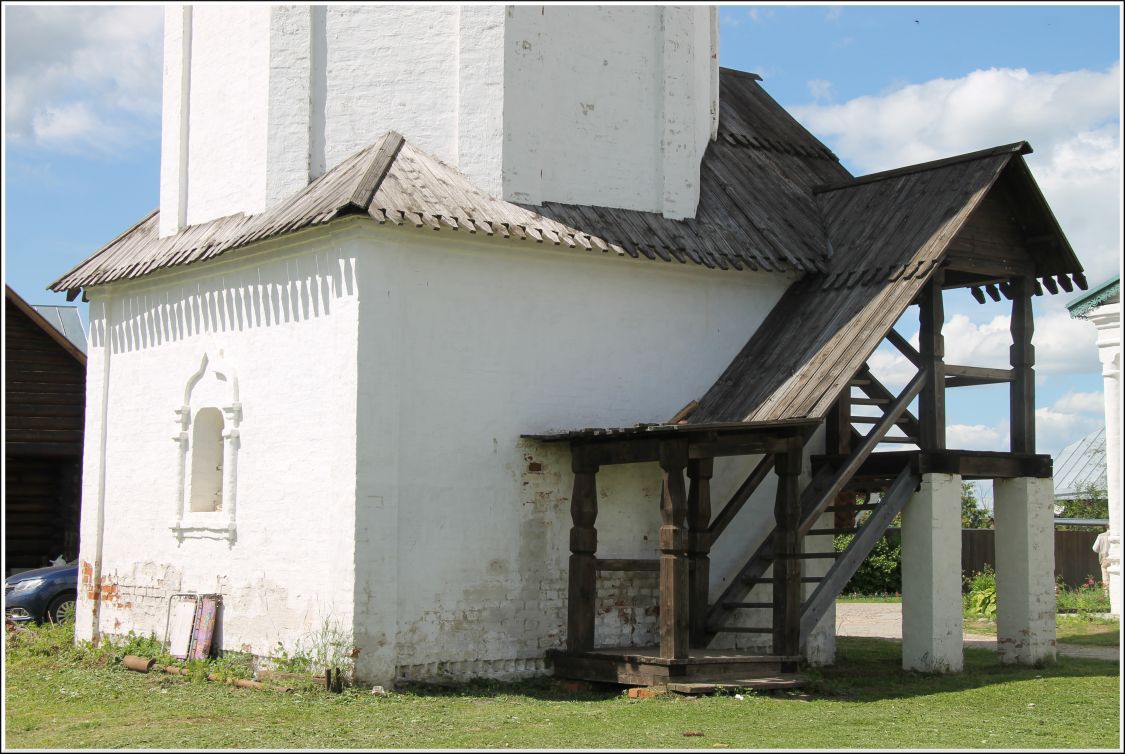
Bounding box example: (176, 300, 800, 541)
(567, 446, 599, 652)
(918, 271, 946, 450)
(773, 437, 802, 662)
(825, 394, 852, 456)
(659, 441, 690, 660)
(687, 457, 714, 647)
(1010, 276, 1036, 454)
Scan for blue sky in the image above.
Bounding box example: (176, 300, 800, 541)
(3, 3, 1122, 466)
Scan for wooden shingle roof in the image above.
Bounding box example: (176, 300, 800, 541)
(530, 70, 849, 274)
(690, 143, 1083, 424)
(51, 69, 844, 294)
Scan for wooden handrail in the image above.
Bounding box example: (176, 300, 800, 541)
(707, 455, 775, 539)
(798, 368, 928, 535)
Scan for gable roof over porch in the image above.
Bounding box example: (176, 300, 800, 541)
(690, 142, 1084, 425)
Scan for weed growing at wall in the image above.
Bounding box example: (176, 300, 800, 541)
(269, 617, 357, 685)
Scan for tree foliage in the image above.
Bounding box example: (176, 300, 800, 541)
(1056, 482, 1109, 520)
(961, 482, 991, 529)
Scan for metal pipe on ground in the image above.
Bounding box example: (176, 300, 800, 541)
(123, 655, 157, 673)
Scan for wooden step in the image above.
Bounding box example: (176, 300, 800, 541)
(850, 397, 889, 406)
(667, 674, 807, 695)
(878, 436, 918, 444)
(721, 602, 773, 610)
(849, 416, 911, 425)
(807, 527, 857, 535)
(743, 577, 823, 585)
(711, 626, 772, 634)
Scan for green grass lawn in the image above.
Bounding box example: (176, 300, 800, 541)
(964, 616, 1121, 648)
(5, 628, 1120, 749)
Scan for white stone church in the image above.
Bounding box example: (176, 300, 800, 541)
(54, 5, 1091, 687)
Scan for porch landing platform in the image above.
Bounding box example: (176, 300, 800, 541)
(547, 646, 804, 688)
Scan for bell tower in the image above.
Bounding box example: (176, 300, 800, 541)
(159, 4, 719, 238)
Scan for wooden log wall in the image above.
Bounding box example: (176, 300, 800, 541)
(5, 297, 86, 456)
(4, 457, 81, 572)
(5, 296, 86, 574)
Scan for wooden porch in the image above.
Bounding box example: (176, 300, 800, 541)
(530, 264, 1063, 688)
(525, 141, 1086, 686)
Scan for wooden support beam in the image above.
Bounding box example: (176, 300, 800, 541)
(773, 437, 803, 662)
(825, 393, 852, 456)
(854, 366, 922, 440)
(707, 455, 774, 540)
(566, 447, 600, 652)
(886, 328, 923, 368)
(1010, 276, 1036, 453)
(917, 273, 946, 450)
(687, 458, 714, 647)
(658, 441, 690, 660)
(943, 365, 1014, 387)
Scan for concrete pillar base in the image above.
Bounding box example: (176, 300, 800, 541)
(902, 473, 963, 673)
(994, 476, 1056, 665)
(803, 507, 836, 666)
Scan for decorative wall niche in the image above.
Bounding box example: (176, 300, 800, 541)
(173, 352, 241, 542)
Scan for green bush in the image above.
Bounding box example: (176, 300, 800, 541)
(962, 566, 997, 619)
(834, 534, 901, 595)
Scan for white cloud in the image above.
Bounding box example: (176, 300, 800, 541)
(4, 5, 163, 154)
(936, 310, 1098, 375)
(943, 313, 1012, 369)
(748, 8, 775, 24)
(947, 423, 1007, 452)
(1052, 390, 1105, 415)
(1036, 406, 1102, 455)
(866, 343, 914, 393)
(1031, 309, 1101, 375)
(790, 64, 1123, 285)
(944, 403, 1099, 457)
(825, 6, 843, 22)
(807, 79, 833, 102)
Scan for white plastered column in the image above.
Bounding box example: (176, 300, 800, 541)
(901, 473, 963, 673)
(802, 504, 836, 665)
(994, 476, 1056, 665)
(1089, 303, 1121, 616)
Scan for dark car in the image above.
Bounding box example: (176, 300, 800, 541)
(4, 561, 79, 624)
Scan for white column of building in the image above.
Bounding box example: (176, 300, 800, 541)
(994, 476, 1056, 665)
(901, 473, 963, 672)
(1089, 303, 1122, 616)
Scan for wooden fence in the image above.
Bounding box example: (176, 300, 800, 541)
(880, 528, 1102, 588)
(961, 528, 1103, 588)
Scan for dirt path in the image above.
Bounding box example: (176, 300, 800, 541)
(835, 601, 1119, 662)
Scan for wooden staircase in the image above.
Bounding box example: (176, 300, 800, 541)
(702, 364, 926, 653)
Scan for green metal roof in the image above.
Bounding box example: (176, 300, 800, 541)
(1068, 276, 1119, 319)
